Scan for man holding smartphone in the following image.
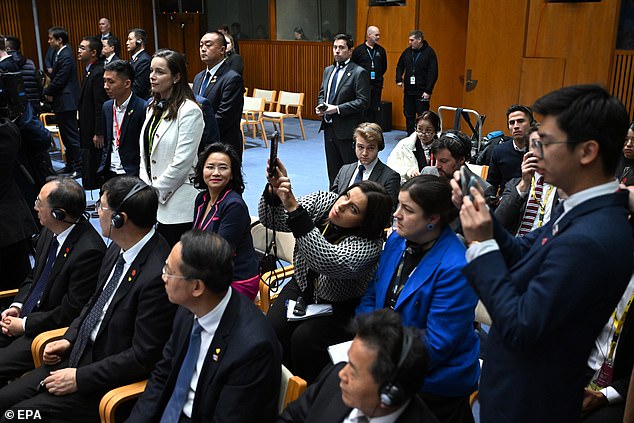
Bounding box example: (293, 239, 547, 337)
(317, 33, 370, 186)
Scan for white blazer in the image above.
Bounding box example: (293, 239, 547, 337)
(139, 98, 204, 224)
(387, 131, 420, 184)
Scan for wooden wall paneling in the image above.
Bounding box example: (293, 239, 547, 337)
(419, 0, 469, 119)
(155, 13, 202, 82)
(610, 50, 634, 122)
(0, 1, 38, 66)
(462, 0, 529, 134)
(525, 0, 621, 87)
(356, 0, 420, 130)
(518, 57, 566, 106)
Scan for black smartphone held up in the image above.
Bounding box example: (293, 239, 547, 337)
(268, 131, 280, 177)
(460, 165, 485, 202)
(317, 103, 328, 112)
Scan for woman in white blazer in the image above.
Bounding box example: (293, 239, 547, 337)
(139, 49, 204, 246)
(387, 110, 440, 184)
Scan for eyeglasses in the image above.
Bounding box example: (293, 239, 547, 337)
(95, 199, 110, 211)
(415, 128, 435, 136)
(162, 265, 189, 280)
(34, 197, 42, 207)
(530, 138, 577, 159)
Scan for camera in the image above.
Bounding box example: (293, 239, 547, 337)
(0, 71, 26, 121)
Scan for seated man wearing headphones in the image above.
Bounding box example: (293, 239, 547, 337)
(0, 176, 177, 423)
(331, 122, 400, 210)
(279, 309, 439, 423)
(0, 176, 105, 386)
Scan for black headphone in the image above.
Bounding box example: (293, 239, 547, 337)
(379, 327, 414, 407)
(110, 183, 148, 228)
(352, 124, 385, 151)
(155, 99, 168, 112)
(51, 208, 81, 224)
(509, 104, 535, 125)
(136, 38, 142, 45)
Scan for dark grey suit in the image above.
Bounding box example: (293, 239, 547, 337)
(318, 61, 370, 184)
(331, 160, 400, 210)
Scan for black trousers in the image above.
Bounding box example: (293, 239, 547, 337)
(55, 111, 81, 171)
(0, 335, 38, 383)
(323, 123, 357, 186)
(403, 93, 430, 135)
(364, 86, 383, 124)
(266, 279, 356, 383)
(157, 222, 193, 248)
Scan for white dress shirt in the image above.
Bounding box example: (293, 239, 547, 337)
(110, 92, 133, 174)
(349, 158, 378, 187)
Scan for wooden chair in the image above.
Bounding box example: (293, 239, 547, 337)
(253, 88, 277, 112)
(240, 96, 268, 149)
(262, 91, 306, 143)
(31, 328, 147, 423)
(40, 112, 65, 162)
(280, 365, 307, 412)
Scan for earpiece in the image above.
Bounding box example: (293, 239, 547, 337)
(51, 208, 66, 221)
(379, 328, 413, 407)
(136, 38, 142, 45)
(110, 183, 148, 229)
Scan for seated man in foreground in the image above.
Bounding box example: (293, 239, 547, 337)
(279, 309, 439, 422)
(127, 230, 282, 423)
(0, 176, 176, 423)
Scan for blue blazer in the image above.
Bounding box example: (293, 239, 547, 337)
(464, 192, 634, 423)
(43, 46, 80, 113)
(357, 227, 480, 397)
(98, 94, 147, 176)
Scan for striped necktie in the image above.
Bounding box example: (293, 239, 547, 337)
(518, 175, 544, 236)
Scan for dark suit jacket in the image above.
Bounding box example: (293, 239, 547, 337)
(43, 45, 80, 113)
(131, 50, 152, 100)
(14, 222, 105, 336)
(279, 363, 439, 423)
(78, 60, 107, 149)
(464, 192, 633, 423)
(98, 94, 147, 175)
(192, 62, 245, 154)
(63, 232, 176, 395)
(317, 61, 370, 140)
(494, 176, 559, 235)
(126, 291, 282, 423)
(104, 54, 120, 66)
(331, 160, 400, 210)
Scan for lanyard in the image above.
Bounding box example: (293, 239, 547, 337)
(412, 50, 421, 65)
(530, 177, 555, 227)
(147, 113, 162, 154)
(366, 47, 376, 69)
(606, 291, 634, 363)
(112, 103, 124, 148)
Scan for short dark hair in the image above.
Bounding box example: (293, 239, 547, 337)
(193, 143, 245, 193)
(354, 309, 428, 398)
(101, 176, 157, 228)
(4, 35, 19, 51)
(342, 180, 392, 239)
(104, 59, 135, 83)
(401, 175, 457, 226)
(506, 104, 534, 125)
(416, 110, 440, 134)
(178, 230, 233, 293)
(630, 121, 634, 131)
(82, 36, 102, 58)
(409, 30, 424, 40)
(333, 33, 353, 49)
(48, 27, 69, 45)
(45, 176, 86, 219)
(128, 28, 146, 46)
(205, 31, 227, 48)
(431, 130, 472, 162)
(104, 36, 121, 56)
(532, 84, 630, 176)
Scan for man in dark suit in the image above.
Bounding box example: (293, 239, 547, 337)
(77, 36, 107, 190)
(456, 85, 634, 422)
(0, 177, 105, 383)
(351, 26, 387, 124)
(316, 33, 370, 186)
(99, 60, 147, 179)
(331, 122, 399, 209)
(193, 31, 244, 157)
(98, 18, 114, 41)
(0, 176, 177, 423)
(44, 27, 81, 177)
(102, 36, 120, 66)
(126, 28, 151, 100)
(279, 309, 438, 423)
(126, 230, 281, 423)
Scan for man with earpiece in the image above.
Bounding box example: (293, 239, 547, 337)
(0, 175, 177, 422)
(0, 177, 105, 387)
(279, 309, 439, 423)
(126, 28, 151, 100)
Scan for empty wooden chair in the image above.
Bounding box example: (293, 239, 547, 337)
(253, 88, 277, 112)
(241, 96, 268, 149)
(262, 91, 306, 143)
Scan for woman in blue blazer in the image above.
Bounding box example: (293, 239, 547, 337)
(357, 175, 479, 423)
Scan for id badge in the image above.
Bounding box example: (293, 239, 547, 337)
(595, 361, 614, 387)
(410, 76, 416, 85)
(370, 71, 376, 80)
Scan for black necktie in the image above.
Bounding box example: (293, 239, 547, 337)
(68, 253, 126, 367)
(327, 64, 343, 104)
(21, 237, 59, 316)
(353, 164, 365, 184)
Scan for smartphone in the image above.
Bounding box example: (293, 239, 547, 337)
(460, 165, 484, 201)
(317, 103, 328, 112)
(268, 131, 280, 177)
